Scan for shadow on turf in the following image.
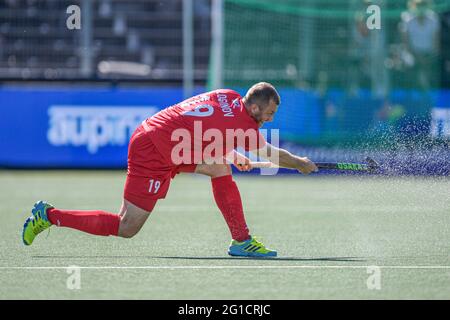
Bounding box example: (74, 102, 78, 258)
(32, 255, 366, 262)
(153, 256, 366, 262)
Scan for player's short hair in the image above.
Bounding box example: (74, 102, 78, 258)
(244, 82, 280, 109)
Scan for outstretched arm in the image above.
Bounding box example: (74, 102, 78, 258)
(251, 143, 318, 174)
(224, 150, 253, 172)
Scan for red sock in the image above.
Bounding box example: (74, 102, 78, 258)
(211, 175, 250, 242)
(47, 208, 120, 236)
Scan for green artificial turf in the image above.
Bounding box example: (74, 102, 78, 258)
(1, 170, 449, 299)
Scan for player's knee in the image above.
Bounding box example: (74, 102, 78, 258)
(197, 164, 232, 178)
(120, 228, 139, 239)
(209, 164, 231, 177)
(118, 216, 143, 238)
(118, 224, 141, 238)
(117, 200, 152, 238)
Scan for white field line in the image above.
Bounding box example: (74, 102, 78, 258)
(1, 265, 450, 270)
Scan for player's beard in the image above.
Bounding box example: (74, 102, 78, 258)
(251, 109, 264, 127)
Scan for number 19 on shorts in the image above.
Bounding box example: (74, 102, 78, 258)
(149, 179, 161, 194)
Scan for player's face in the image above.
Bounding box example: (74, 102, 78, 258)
(252, 100, 278, 128)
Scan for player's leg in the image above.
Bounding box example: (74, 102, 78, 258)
(195, 163, 249, 241)
(194, 164, 276, 257)
(22, 200, 116, 245)
(22, 125, 162, 246)
(48, 198, 155, 239)
(22, 198, 155, 245)
(117, 199, 154, 238)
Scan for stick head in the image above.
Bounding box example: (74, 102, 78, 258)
(365, 157, 380, 172)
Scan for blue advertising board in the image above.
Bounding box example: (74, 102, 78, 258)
(0, 86, 322, 168)
(0, 87, 195, 168)
(0, 86, 449, 174)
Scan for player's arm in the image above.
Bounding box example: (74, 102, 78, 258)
(224, 150, 253, 172)
(251, 143, 318, 174)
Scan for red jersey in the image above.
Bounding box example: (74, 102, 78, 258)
(142, 89, 266, 165)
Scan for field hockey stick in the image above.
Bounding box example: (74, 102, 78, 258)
(249, 157, 379, 172)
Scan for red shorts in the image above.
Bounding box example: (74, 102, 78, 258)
(123, 125, 197, 211)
